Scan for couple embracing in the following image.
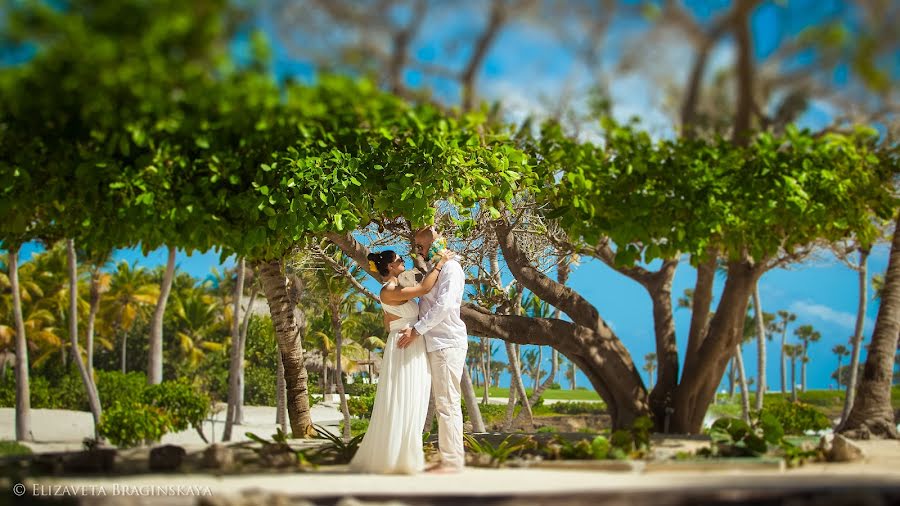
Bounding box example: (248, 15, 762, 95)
(349, 226, 467, 474)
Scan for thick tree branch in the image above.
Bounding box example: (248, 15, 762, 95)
(495, 220, 603, 330)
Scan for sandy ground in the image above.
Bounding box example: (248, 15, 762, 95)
(4, 406, 900, 505)
(0, 403, 344, 453)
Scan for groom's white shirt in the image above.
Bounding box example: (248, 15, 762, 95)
(413, 258, 467, 353)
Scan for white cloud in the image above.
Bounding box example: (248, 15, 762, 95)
(788, 300, 873, 332)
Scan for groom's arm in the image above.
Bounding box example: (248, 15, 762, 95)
(412, 261, 464, 337)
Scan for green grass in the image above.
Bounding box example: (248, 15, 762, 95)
(711, 386, 900, 421)
(483, 386, 601, 401)
(0, 440, 32, 457)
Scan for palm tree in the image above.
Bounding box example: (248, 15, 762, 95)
(100, 261, 159, 373)
(750, 284, 770, 411)
(839, 215, 900, 437)
(793, 324, 821, 392)
(775, 310, 797, 394)
(3, 245, 34, 441)
(148, 246, 177, 385)
(832, 344, 850, 388)
(65, 240, 102, 440)
(521, 291, 559, 408)
(841, 247, 872, 427)
(565, 357, 578, 390)
(643, 353, 657, 386)
(306, 245, 365, 441)
(171, 286, 225, 368)
(783, 343, 803, 402)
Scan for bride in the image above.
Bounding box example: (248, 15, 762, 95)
(349, 248, 454, 474)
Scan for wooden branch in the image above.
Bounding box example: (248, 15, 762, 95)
(460, 0, 509, 112)
(494, 220, 602, 329)
(314, 244, 381, 303)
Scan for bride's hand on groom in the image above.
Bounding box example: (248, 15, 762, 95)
(436, 249, 455, 269)
(396, 327, 419, 348)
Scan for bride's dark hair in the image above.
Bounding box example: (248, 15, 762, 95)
(367, 250, 398, 277)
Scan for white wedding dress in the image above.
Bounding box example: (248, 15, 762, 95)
(349, 291, 431, 474)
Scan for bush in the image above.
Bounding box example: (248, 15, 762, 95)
(142, 379, 210, 433)
(55, 371, 90, 411)
(244, 366, 277, 406)
(348, 395, 375, 419)
(0, 440, 32, 456)
(756, 399, 830, 435)
(98, 401, 171, 448)
(549, 383, 561, 390)
(95, 370, 147, 408)
(463, 401, 506, 425)
(549, 401, 607, 415)
(343, 382, 377, 397)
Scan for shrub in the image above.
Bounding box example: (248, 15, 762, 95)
(142, 379, 210, 433)
(0, 440, 32, 456)
(347, 395, 375, 419)
(244, 366, 277, 406)
(549, 383, 562, 390)
(98, 401, 171, 448)
(95, 370, 147, 408)
(343, 382, 377, 397)
(756, 399, 830, 435)
(549, 401, 606, 415)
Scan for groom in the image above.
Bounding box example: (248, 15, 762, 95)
(396, 226, 467, 473)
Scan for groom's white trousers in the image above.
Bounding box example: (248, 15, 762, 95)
(428, 347, 467, 469)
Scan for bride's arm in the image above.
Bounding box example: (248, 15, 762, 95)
(379, 251, 455, 304)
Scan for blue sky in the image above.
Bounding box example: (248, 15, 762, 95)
(9, 1, 898, 394)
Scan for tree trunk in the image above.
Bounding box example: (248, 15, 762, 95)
(780, 325, 788, 395)
(480, 337, 490, 404)
(331, 304, 352, 442)
(504, 341, 531, 429)
(86, 268, 101, 376)
(671, 260, 759, 433)
(734, 345, 751, 424)
(236, 290, 256, 425)
(839, 215, 900, 439)
(258, 259, 315, 438)
(223, 258, 246, 442)
(148, 245, 176, 385)
(801, 340, 808, 393)
(120, 329, 128, 374)
(646, 261, 679, 430)
(503, 361, 517, 432)
(753, 284, 766, 411)
(791, 355, 798, 402)
(836, 356, 843, 388)
(276, 350, 287, 432)
(461, 366, 485, 432)
(841, 248, 870, 424)
(9, 246, 32, 442)
(66, 240, 103, 440)
(728, 359, 736, 398)
(532, 346, 543, 392)
(423, 392, 436, 434)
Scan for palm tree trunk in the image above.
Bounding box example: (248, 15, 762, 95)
(423, 392, 436, 433)
(480, 337, 490, 404)
(276, 350, 287, 432)
(570, 361, 576, 389)
(503, 363, 517, 431)
(734, 345, 750, 423)
(258, 259, 315, 438)
(780, 326, 788, 394)
(66, 240, 102, 440)
(839, 216, 900, 438)
(9, 246, 32, 442)
(461, 366, 485, 432)
(836, 356, 843, 388)
(753, 284, 766, 411)
(331, 306, 352, 442)
(236, 290, 256, 425)
(86, 268, 101, 376)
(148, 246, 176, 385)
(841, 248, 869, 424)
(504, 341, 532, 428)
(801, 341, 808, 393)
(533, 346, 543, 392)
(120, 328, 128, 374)
(223, 258, 246, 442)
(791, 355, 798, 403)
